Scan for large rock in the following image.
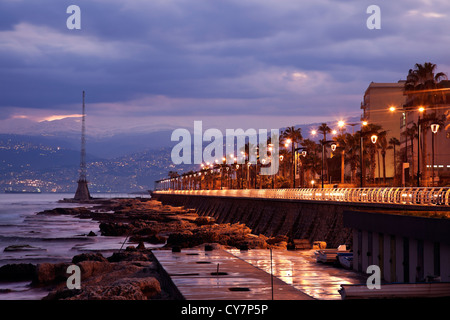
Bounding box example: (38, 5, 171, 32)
(72, 253, 108, 264)
(4, 244, 46, 252)
(99, 222, 133, 236)
(0, 263, 36, 282)
(35, 262, 71, 284)
(62, 277, 161, 300)
(37, 207, 92, 217)
(78, 261, 113, 279)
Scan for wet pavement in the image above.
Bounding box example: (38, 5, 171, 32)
(153, 248, 367, 300)
(228, 248, 367, 300)
(153, 249, 313, 300)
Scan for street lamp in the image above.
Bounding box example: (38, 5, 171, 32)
(321, 140, 336, 188)
(370, 134, 378, 184)
(359, 120, 369, 187)
(431, 123, 440, 186)
(294, 147, 308, 187)
(284, 139, 297, 188)
(371, 134, 378, 144)
(417, 106, 425, 187)
(331, 143, 337, 152)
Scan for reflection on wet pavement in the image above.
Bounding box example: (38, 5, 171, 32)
(153, 249, 313, 300)
(228, 249, 367, 300)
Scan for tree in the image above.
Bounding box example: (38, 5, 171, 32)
(361, 123, 382, 184)
(168, 171, 179, 189)
(389, 137, 401, 185)
(317, 123, 332, 182)
(404, 62, 448, 185)
(240, 141, 257, 188)
(282, 126, 303, 187)
(300, 139, 321, 186)
(401, 124, 418, 186)
(333, 133, 347, 184)
(333, 132, 360, 185)
(377, 131, 390, 185)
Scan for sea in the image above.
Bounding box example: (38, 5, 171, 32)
(0, 192, 151, 300)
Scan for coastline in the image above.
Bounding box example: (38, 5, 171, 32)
(1, 197, 284, 300)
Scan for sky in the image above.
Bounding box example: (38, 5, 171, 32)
(1, 0, 450, 136)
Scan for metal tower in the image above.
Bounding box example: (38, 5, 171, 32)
(74, 90, 91, 201)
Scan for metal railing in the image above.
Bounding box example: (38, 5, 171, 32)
(153, 187, 450, 206)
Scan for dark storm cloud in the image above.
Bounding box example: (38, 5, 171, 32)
(1, 0, 450, 126)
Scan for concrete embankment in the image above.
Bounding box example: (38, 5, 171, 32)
(152, 193, 357, 248)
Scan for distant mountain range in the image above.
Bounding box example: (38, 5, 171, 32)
(0, 115, 361, 193)
(0, 132, 186, 193)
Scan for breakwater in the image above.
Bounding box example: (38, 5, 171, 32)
(152, 193, 357, 248)
(151, 191, 450, 248)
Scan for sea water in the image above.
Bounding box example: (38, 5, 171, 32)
(0, 193, 150, 299)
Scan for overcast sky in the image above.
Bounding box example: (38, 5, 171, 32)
(1, 0, 450, 136)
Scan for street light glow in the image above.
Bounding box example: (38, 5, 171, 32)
(389, 106, 396, 112)
(371, 135, 378, 144)
(338, 120, 345, 127)
(418, 106, 425, 113)
(331, 143, 337, 151)
(431, 123, 440, 134)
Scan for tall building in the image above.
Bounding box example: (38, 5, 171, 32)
(361, 81, 406, 183)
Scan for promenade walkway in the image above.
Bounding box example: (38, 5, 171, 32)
(153, 248, 314, 300)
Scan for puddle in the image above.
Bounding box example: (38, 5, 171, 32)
(228, 249, 367, 300)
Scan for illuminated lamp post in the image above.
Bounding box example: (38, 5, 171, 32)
(321, 141, 337, 188)
(371, 134, 378, 184)
(359, 120, 369, 187)
(417, 106, 425, 187)
(294, 147, 307, 187)
(431, 123, 440, 187)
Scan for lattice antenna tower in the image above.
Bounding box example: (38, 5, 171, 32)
(74, 90, 91, 200)
(79, 90, 87, 182)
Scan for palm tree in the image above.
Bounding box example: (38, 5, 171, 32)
(317, 123, 332, 183)
(241, 141, 257, 188)
(168, 171, 179, 189)
(333, 132, 359, 184)
(404, 62, 448, 185)
(377, 131, 390, 185)
(362, 123, 382, 184)
(389, 137, 400, 185)
(301, 139, 321, 186)
(333, 133, 347, 184)
(282, 126, 303, 187)
(401, 124, 418, 186)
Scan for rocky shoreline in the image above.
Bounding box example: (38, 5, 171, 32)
(0, 198, 288, 300)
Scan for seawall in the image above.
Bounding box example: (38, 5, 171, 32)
(152, 193, 358, 248)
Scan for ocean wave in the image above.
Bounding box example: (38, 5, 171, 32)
(0, 235, 95, 242)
